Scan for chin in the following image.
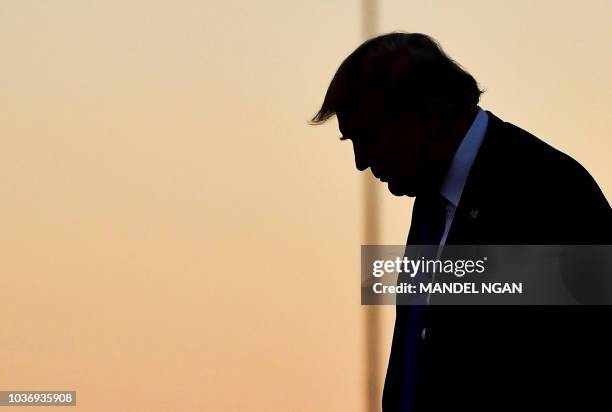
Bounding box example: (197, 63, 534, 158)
(387, 180, 416, 197)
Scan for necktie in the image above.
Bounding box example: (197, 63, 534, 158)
(397, 192, 448, 411)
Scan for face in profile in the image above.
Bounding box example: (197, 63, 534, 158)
(337, 104, 439, 197)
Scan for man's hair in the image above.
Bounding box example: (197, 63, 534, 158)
(310, 32, 483, 124)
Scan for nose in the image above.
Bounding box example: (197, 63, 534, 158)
(353, 143, 371, 172)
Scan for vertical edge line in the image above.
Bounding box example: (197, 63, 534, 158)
(361, 2, 381, 412)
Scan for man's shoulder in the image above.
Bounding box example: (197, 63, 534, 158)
(478, 111, 610, 243)
(485, 111, 600, 192)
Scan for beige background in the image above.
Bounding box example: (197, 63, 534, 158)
(0, 1, 610, 411)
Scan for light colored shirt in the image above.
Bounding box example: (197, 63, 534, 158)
(422, 108, 489, 312)
(438, 108, 489, 246)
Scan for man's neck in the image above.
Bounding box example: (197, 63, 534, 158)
(421, 106, 480, 193)
(445, 106, 480, 154)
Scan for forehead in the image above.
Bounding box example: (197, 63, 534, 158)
(337, 106, 381, 136)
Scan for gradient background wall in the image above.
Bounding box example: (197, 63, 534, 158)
(1, 1, 610, 411)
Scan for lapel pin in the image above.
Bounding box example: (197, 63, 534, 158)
(469, 209, 479, 220)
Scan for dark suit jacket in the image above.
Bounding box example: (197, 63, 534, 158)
(382, 111, 612, 411)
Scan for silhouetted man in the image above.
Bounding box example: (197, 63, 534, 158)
(311, 33, 611, 411)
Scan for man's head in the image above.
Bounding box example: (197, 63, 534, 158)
(311, 32, 483, 196)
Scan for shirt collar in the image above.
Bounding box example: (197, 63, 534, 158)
(439, 108, 489, 207)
